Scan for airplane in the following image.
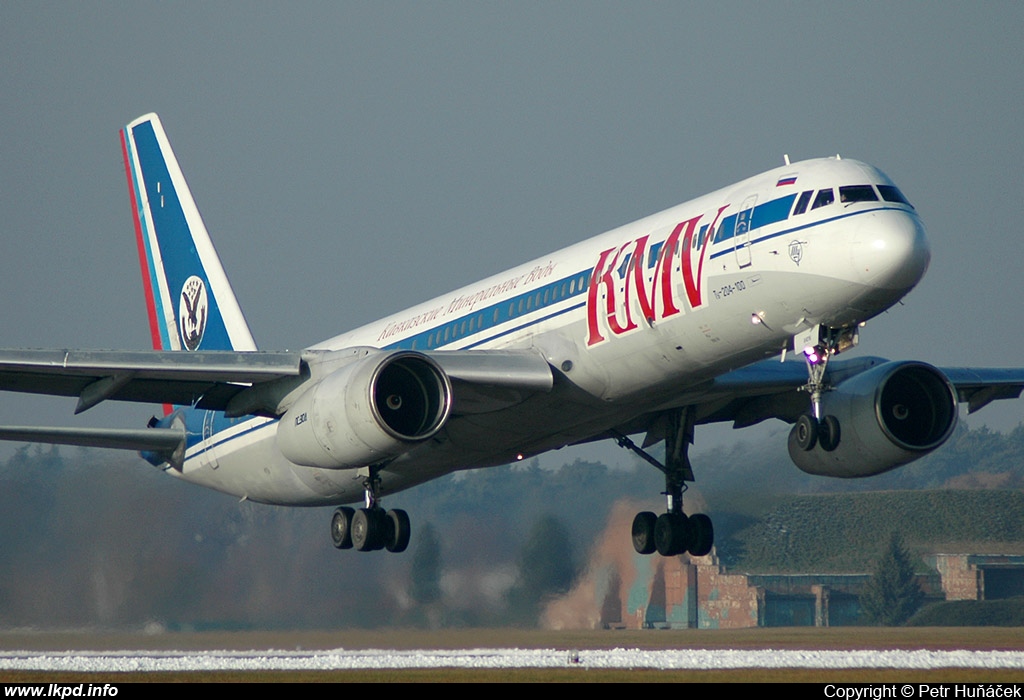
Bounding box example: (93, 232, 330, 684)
(1, 113, 1022, 557)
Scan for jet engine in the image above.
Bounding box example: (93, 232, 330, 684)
(788, 361, 957, 478)
(277, 351, 452, 469)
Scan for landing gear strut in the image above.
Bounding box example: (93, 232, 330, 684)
(615, 406, 714, 558)
(793, 325, 857, 453)
(330, 466, 411, 553)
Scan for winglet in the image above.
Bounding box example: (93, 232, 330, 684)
(120, 114, 257, 353)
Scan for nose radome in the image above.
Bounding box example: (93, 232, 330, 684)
(850, 210, 930, 291)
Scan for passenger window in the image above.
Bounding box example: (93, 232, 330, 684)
(792, 190, 813, 215)
(648, 241, 663, 267)
(616, 253, 632, 279)
(811, 188, 834, 210)
(839, 185, 879, 203)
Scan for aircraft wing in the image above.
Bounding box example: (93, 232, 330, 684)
(0, 348, 304, 414)
(1, 347, 1019, 425)
(0, 346, 554, 417)
(625, 356, 1024, 436)
(3, 344, 1020, 466)
(940, 367, 1024, 413)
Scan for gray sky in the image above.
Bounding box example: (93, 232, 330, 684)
(1, 3, 1023, 459)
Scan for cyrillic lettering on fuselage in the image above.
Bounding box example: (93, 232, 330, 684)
(586, 205, 728, 346)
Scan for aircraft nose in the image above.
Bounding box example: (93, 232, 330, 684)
(850, 209, 930, 292)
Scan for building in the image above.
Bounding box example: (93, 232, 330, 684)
(599, 548, 1023, 628)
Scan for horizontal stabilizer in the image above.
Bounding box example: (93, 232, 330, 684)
(0, 424, 184, 453)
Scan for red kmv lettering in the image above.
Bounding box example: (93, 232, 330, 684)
(586, 206, 728, 346)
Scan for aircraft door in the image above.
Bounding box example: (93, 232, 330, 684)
(734, 195, 757, 268)
(200, 409, 219, 469)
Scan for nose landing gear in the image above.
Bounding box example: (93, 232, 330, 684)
(792, 325, 855, 453)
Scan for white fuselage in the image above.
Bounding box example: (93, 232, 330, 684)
(170, 157, 929, 506)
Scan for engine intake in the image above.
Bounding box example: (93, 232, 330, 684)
(789, 361, 957, 477)
(876, 364, 955, 449)
(277, 351, 452, 469)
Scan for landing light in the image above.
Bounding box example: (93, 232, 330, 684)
(803, 344, 827, 366)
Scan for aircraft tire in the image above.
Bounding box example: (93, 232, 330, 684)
(632, 511, 657, 555)
(385, 509, 411, 553)
(352, 508, 385, 551)
(331, 507, 355, 549)
(794, 414, 818, 451)
(655, 512, 690, 557)
(688, 513, 714, 557)
(819, 415, 841, 452)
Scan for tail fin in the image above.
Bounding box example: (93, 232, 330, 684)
(120, 113, 257, 352)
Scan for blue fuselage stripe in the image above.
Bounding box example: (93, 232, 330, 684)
(709, 205, 907, 260)
(382, 270, 593, 351)
(383, 204, 906, 350)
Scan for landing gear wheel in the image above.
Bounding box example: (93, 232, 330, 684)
(352, 508, 385, 551)
(385, 509, 411, 553)
(331, 507, 354, 549)
(688, 513, 714, 557)
(655, 512, 691, 557)
(819, 415, 841, 452)
(632, 511, 657, 555)
(795, 414, 819, 451)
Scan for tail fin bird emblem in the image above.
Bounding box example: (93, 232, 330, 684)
(178, 275, 208, 351)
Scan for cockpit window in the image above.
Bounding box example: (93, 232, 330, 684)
(811, 188, 834, 210)
(877, 185, 913, 207)
(792, 190, 813, 216)
(839, 185, 879, 203)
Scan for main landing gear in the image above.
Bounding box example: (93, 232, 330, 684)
(330, 467, 410, 553)
(791, 325, 858, 453)
(616, 406, 714, 558)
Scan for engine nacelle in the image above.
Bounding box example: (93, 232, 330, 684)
(277, 351, 452, 469)
(788, 361, 957, 478)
